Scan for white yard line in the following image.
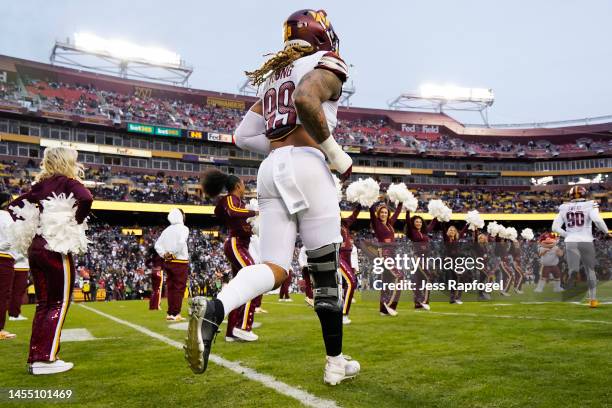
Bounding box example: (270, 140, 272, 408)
(269, 301, 612, 325)
(79, 304, 340, 408)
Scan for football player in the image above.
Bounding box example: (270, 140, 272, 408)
(185, 9, 359, 385)
(552, 186, 610, 307)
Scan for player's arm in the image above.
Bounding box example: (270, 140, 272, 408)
(551, 212, 567, 237)
(589, 205, 610, 236)
(293, 68, 352, 179)
(234, 101, 270, 155)
(154, 229, 169, 258)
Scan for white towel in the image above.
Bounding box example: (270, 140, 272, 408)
(272, 146, 309, 214)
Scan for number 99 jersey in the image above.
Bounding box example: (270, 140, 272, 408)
(557, 200, 600, 242)
(258, 50, 348, 141)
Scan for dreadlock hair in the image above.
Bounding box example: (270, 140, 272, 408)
(201, 169, 241, 199)
(246, 44, 314, 86)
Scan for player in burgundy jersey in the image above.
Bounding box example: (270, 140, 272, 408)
(185, 9, 359, 385)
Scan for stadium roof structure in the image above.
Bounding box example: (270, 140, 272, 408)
(50, 34, 193, 86)
(388, 85, 495, 125)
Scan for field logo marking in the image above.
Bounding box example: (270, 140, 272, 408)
(79, 304, 340, 408)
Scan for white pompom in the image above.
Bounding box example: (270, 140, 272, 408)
(387, 182, 418, 212)
(521, 228, 534, 241)
(39, 192, 91, 255)
(504, 227, 518, 242)
(246, 198, 259, 235)
(487, 221, 501, 237)
(465, 210, 484, 231)
(245, 198, 258, 212)
(8, 200, 40, 256)
(427, 199, 452, 222)
(332, 174, 343, 202)
(346, 178, 380, 207)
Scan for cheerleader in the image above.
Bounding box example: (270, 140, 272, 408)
(475, 232, 494, 300)
(340, 204, 360, 324)
(405, 210, 437, 310)
(510, 240, 525, 294)
(370, 200, 403, 316)
(9, 147, 93, 374)
(442, 223, 469, 304)
(0, 192, 16, 340)
(207, 171, 261, 342)
(495, 236, 513, 296)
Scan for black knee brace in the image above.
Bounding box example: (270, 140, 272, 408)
(306, 243, 342, 314)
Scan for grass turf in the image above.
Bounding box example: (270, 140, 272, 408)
(0, 290, 610, 408)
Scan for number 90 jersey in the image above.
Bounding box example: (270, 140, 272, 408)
(557, 200, 600, 242)
(258, 50, 348, 141)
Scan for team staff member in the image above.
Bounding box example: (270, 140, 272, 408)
(0, 191, 16, 340)
(155, 208, 189, 321)
(10, 147, 93, 374)
(9, 253, 29, 321)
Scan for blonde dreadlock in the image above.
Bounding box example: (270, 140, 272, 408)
(246, 44, 314, 86)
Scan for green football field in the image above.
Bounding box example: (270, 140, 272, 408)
(1, 289, 611, 408)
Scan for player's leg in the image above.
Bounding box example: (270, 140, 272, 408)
(579, 242, 599, 307)
(295, 147, 359, 385)
(184, 195, 294, 374)
(564, 242, 581, 289)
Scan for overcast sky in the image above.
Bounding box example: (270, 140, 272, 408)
(2, 0, 612, 124)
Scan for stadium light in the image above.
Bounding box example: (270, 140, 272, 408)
(73, 32, 181, 68)
(418, 84, 494, 103)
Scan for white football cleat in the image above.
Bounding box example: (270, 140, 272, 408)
(453, 299, 463, 305)
(304, 297, 314, 307)
(324, 354, 360, 385)
(342, 315, 351, 325)
(225, 336, 236, 343)
(255, 307, 268, 314)
(421, 303, 431, 311)
(9, 315, 27, 321)
(29, 360, 74, 375)
(252, 322, 262, 329)
(232, 328, 258, 342)
(383, 304, 398, 316)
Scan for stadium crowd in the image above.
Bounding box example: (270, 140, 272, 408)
(69, 221, 611, 302)
(3, 79, 610, 157)
(1, 160, 609, 212)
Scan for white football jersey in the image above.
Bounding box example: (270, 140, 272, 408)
(552, 200, 609, 242)
(259, 50, 348, 141)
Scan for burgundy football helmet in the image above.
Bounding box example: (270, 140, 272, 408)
(283, 9, 340, 53)
(569, 185, 587, 200)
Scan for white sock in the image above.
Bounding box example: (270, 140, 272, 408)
(217, 264, 275, 318)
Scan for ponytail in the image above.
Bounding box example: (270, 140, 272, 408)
(201, 169, 241, 198)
